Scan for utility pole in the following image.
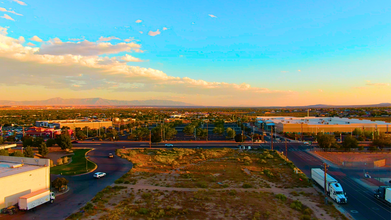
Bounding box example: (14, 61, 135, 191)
(271, 126, 274, 151)
(285, 138, 288, 157)
(206, 122, 208, 142)
(324, 163, 329, 204)
(149, 130, 151, 148)
(252, 126, 254, 143)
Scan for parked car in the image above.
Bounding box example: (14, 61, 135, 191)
(108, 153, 114, 158)
(94, 172, 106, 178)
(238, 145, 244, 149)
(71, 140, 78, 143)
(247, 146, 252, 150)
(165, 144, 174, 147)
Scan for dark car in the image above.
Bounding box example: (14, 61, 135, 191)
(71, 140, 78, 143)
(108, 153, 114, 158)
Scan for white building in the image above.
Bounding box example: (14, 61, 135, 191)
(0, 156, 50, 209)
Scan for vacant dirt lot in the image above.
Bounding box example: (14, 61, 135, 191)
(67, 148, 347, 220)
(314, 151, 391, 167)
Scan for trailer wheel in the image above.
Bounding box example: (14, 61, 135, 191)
(50, 199, 54, 204)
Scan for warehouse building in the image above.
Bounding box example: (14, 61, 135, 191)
(35, 119, 112, 130)
(0, 156, 50, 209)
(256, 117, 391, 133)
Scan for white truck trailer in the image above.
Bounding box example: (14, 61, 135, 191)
(311, 168, 348, 204)
(18, 189, 55, 210)
(374, 186, 391, 205)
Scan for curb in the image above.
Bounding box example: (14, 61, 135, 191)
(72, 148, 98, 176)
(54, 187, 70, 197)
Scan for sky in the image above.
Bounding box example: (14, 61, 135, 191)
(0, 0, 390, 106)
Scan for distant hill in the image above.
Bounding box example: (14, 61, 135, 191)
(285, 103, 391, 108)
(0, 97, 194, 106)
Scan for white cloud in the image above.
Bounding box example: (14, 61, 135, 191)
(27, 42, 35, 46)
(124, 37, 136, 42)
(98, 36, 120, 41)
(162, 27, 168, 31)
(366, 82, 390, 86)
(38, 40, 141, 56)
(68, 36, 85, 41)
(0, 27, 7, 35)
(30, 35, 43, 42)
(135, 20, 142, 23)
(1, 14, 15, 21)
(121, 54, 143, 62)
(148, 29, 161, 36)
(18, 36, 24, 43)
(208, 14, 217, 18)
(0, 27, 294, 101)
(139, 31, 143, 34)
(0, 7, 22, 16)
(12, 0, 27, 6)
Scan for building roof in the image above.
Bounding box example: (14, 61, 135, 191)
(0, 156, 49, 178)
(257, 116, 391, 126)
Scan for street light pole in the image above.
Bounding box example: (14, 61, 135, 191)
(324, 163, 329, 204)
(271, 126, 274, 151)
(149, 130, 152, 148)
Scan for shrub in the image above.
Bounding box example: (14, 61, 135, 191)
(300, 215, 311, 220)
(63, 156, 69, 164)
(264, 169, 274, 178)
(242, 183, 253, 188)
(228, 190, 237, 196)
(115, 179, 124, 184)
(275, 194, 287, 202)
(50, 160, 54, 167)
(290, 191, 299, 196)
(303, 208, 312, 215)
(260, 159, 267, 164)
(196, 181, 208, 188)
(141, 192, 152, 200)
(290, 200, 302, 211)
(57, 158, 63, 165)
(138, 208, 150, 215)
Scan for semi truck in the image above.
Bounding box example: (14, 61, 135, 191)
(374, 186, 391, 205)
(18, 189, 55, 210)
(311, 168, 348, 204)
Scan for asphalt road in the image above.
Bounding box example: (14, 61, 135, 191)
(271, 142, 391, 220)
(5, 144, 132, 220)
(4, 140, 390, 220)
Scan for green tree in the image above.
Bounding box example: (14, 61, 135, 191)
(33, 137, 45, 148)
(38, 142, 49, 157)
(76, 130, 86, 140)
(23, 146, 34, 158)
(22, 136, 33, 148)
(164, 126, 178, 140)
(342, 135, 358, 151)
(52, 177, 69, 191)
(226, 127, 236, 139)
(0, 149, 9, 156)
(372, 133, 391, 150)
(12, 151, 24, 157)
(213, 126, 224, 135)
(0, 136, 3, 144)
(235, 134, 246, 142)
(317, 133, 338, 151)
(46, 138, 56, 147)
(183, 125, 195, 135)
(55, 134, 73, 150)
(134, 127, 149, 141)
(151, 126, 162, 143)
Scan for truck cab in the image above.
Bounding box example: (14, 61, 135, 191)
(329, 182, 347, 203)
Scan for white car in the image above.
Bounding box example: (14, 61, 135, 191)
(247, 146, 252, 150)
(165, 144, 174, 147)
(94, 172, 106, 178)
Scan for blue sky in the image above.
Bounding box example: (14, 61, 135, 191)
(0, 0, 390, 106)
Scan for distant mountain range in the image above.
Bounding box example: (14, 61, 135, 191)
(0, 97, 195, 106)
(0, 98, 389, 108)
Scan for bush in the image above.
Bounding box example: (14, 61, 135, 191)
(275, 193, 287, 202)
(300, 215, 311, 220)
(57, 158, 63, 165)
(242, 183, 253, 188)
(11, 151, 24, 157)
(0, 149, 9, 156)
(141, 192, 152, 200)
(138, 208, 150, 215)
(52, 177, 69, 190)
(50, 160, 54, 167)
(196, 181, 208, 188)
(290, 200, 302, 211)
(303, 208, 312, 215)
(115, 179, 124, 184)
(63, 156, 69, 164)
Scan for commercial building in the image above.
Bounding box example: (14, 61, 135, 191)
(256, 117, 391, 133)
(24, 127, 73, 138)
(35, 119, 112, 130)
(0, 156, 50, 209)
